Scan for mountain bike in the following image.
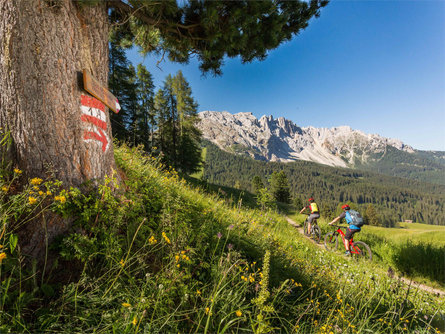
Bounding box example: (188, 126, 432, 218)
(324, 225, 372, 260)
(303, 214, 321, 243)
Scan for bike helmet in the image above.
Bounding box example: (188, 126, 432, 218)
(308, 197, 314, 202)
(341, 204, 350, 210)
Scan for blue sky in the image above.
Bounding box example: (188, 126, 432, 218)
(127, 0, 445, 151)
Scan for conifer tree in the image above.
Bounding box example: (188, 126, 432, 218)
(126, 64, 140, 146)
(252, 175, 265, 195)
(135, 64, 155, 151)
(172, 71, 202, 174)
(269, 171, 290, 203)
(257, 188, 277, 211)
(365, 203, 381, 226)
(109, 40, 138, 142)
(0, 0, 327, 257)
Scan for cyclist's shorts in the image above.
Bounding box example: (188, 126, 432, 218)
(308, 213, 320, 223)
(345, 228, 359, 240)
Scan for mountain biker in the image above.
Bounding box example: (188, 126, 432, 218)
(299, 197, 320, 236)
(329, 204, 362, 256)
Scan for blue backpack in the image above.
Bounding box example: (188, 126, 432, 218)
(345, 210, 364, 227)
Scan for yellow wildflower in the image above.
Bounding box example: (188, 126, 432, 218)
(132, 316, 137, 326)
(122, 302, 131, 308)
(162, 232, 171, 244)
(33, 186, 39, 191)
(175, 255, 180, 261)
(119, 259, 125, 266)
(14, 168, 22, 174)
(28, 196, 37, 205)
(0, 252, 6, 263)
(196, 290, 201, 296)
(54, 195, 66, 203)
(148, 236, 157, 245)
(31, 178, 43, 185)
(1, 186, 8, 192)
(236, 310, 242, 317)
(205, 307, 211, 315)
(46, 191, 52, 196)
(38, 191, 44, 196)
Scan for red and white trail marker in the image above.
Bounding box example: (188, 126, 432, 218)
(80, 95, 109, 152)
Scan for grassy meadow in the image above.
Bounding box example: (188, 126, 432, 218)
(0, 145, 444, 333)
(288, 211, 445, 290)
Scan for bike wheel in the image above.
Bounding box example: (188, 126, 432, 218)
(324, 232, 338, 252)
(303, 220, 309, 236)
(312, 225, 321, 243)
(351, 241, 372, 261)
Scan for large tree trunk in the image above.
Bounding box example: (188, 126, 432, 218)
(0, 0, 114, 257)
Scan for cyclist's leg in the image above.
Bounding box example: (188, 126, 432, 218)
(307, 213, 320, 236)
(344, 228, 358, 252)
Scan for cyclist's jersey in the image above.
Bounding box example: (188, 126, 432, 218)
(305, 203, 319, 214)
(339, 211, 361, 230)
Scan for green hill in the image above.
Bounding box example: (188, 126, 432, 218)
(1, 145, 443, 333)
(356, 146, 445, 185)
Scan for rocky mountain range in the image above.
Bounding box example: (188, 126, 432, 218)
(198, 111, 445, 184)
(198, 110, 415, 167)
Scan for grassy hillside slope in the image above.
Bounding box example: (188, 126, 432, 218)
(288, 211, 445, 289)
(0, 145, 443, 333)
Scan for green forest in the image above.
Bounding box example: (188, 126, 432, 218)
(108, 41, 202, 174)
(201, 141, 445, 226)
(354, 146, 445, 185)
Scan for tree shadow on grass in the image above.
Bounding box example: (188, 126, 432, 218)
(393, 241, 445, 286)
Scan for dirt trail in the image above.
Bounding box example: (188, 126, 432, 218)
(285, 216, 445, 297)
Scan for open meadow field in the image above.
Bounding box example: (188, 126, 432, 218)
(363, 222, 445, 245)
(288, 212, 445, 290)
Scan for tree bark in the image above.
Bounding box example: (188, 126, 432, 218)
(0, 0, 114, 257)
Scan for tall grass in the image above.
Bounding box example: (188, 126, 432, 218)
(0, 144, 444, 333)
(289, 210, 445, 288)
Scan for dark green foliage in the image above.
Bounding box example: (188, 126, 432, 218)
(269, 171, 290, 203)
(153, 71, 202, 174)
(256, 187, 276, 211)
(202, 141, 445, 225)
(364, 203, 381, 226)
(293, 196, 303, 210)
(251, 175, 264, 195)
(108, 39, 138, 142)
(108, 0, 328, 75)
(109, 42, 202, 174)
(357, 146, 445, 185)
(134, 64, 156, 151)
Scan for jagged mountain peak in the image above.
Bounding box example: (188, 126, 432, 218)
(197, 110, 415, 168)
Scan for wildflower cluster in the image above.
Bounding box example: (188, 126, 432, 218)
(54, 195, 66, 203)
(238, 261, 260, 284)
(174, 250, 190, 268)
(148, 235, 157, 245)
(162, 232, 171, 244)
